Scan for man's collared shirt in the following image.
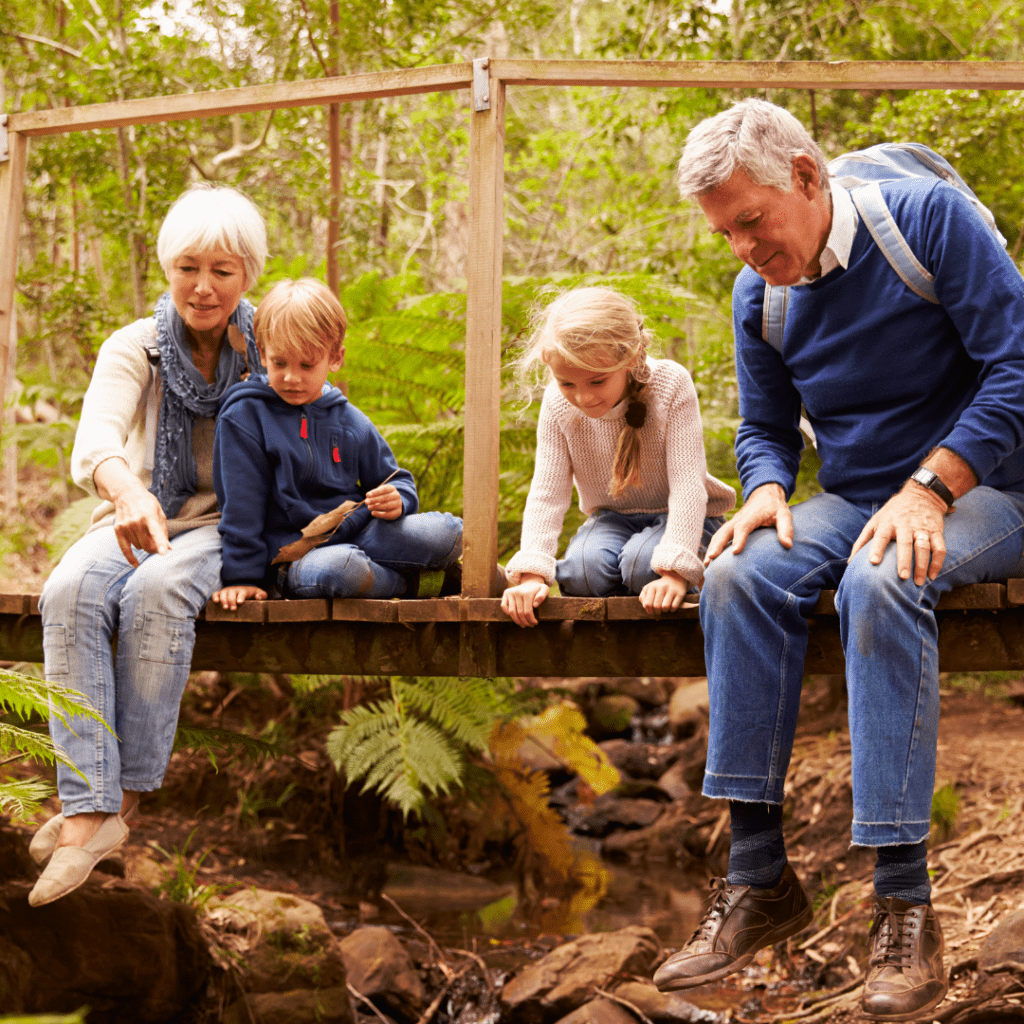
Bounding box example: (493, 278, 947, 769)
(795, 184, 857, 285)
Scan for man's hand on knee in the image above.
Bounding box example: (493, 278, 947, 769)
(705, 483, 793, 564)
(849, 488, 948, 584)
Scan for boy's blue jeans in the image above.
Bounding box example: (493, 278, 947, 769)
(285, 511, 463, 599)
(556, 510, 725, 596)
(40, 524, 224, 816)
(699, 487, 1024, 847)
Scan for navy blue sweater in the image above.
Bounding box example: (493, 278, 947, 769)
(733, 178, 1024, 503)
(213, 378, 418, 587)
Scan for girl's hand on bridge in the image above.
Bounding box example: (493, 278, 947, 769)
(639, 571, 689, 614)
(211, 585, 268, 610)
(501, 575, 550, 627)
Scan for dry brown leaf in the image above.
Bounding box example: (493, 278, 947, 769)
(270, 469, 401, 566)
(271, 500, 358, 565)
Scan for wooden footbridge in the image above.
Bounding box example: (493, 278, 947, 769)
(4, 59, 1024, 676)
(4, 583, 1024, 676)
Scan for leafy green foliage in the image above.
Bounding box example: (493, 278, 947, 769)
(326, 676, 519, 817)
(152, 827, 224, 910)
(931, 783, 961, 842)
(0, 667, 110, 819)
(172, 724, 295, 772)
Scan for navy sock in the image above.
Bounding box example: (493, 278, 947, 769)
(727, 801, 787, 889)
(874, 840, 930, 905)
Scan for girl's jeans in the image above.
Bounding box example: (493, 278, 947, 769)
(40, 524, 223, 816)
(285, 512, 463, 599)
(699, 487, 1024, 847)
(555, 510, 726, 596)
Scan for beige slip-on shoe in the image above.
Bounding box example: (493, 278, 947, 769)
(28, 814, 129, 907)
(28, 813, 65, 865)
(28, 802, 138, 865)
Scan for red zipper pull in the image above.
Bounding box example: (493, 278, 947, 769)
(332, 446, 340, 463)
(300, 415, 308, 440)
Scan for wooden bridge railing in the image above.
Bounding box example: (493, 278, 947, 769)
(4, 581, 1024, 677)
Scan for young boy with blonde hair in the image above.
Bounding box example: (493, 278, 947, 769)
(211, 277, 462, 607)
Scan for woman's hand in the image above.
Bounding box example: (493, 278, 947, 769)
(211, 585, 268, 610)
(94, 457, 170, 567)
(501, 574, 550, 627)
(365, 484, 403, 520)
(639, 570, 690, 614)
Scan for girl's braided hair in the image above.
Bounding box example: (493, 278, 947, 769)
(516, 287, 652, 497)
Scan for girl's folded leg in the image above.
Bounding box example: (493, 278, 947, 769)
(555, 510, 636, 596)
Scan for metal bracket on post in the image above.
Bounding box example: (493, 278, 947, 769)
(0, 115, 8, 163)
(472, 58, 491, 112)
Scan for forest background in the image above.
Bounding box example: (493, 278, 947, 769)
(3, 0, 1024, 579)
(3, 0, 1024, 847)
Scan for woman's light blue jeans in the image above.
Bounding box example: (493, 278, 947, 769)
(699, 487, 1024, 847)
(556, 510, 726, 596)
(39, 524, 224, 817)
(285, 512, 462, 598)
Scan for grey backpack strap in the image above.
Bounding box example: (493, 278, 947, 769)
(760, 282, 816, 448)
(849, 182, 938, 304)
(141, 336, 161, 472)
(761, 282, 789, 354)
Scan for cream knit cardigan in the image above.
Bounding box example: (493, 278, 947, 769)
(72, 318, 219, 534)
(505, 357, 735, 588)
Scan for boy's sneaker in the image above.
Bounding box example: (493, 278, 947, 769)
(653, 864, 812, 991)
(437, 562, 508, 598)
(399, 570, 420, 598)
(439, 562, 462, 597)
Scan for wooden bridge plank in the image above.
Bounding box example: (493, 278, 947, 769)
(266, 599, 331, 622)
(605, 597, 700, 620)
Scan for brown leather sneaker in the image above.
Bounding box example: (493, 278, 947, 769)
(652, 864, 813, 991)
(861, 897, 947, 1021)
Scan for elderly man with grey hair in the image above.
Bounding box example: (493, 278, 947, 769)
(652, 97, 1024, 1021)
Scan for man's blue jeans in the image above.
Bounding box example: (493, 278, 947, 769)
(40, 524, 224, 816)
(699, 487, 1024, 847)
(556, 511, 726, 596)
(285, 511, 463, 598)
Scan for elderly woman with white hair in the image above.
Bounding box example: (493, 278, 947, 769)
(28, 183, 268, 906)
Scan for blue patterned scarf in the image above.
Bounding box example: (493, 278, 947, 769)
(148, 291, 262, 518)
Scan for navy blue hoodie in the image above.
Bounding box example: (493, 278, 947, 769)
(213, 377, 418, 588)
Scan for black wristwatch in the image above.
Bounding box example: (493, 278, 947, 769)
(910, 467, 955, 510)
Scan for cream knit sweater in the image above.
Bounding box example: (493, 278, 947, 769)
(505, 358, 735, 588)
(72, 318, 219, 535)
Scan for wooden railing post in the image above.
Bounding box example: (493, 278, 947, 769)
(462, 60, 505, 598)
(0, 123, 29, 452)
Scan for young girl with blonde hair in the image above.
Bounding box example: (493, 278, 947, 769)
(501, 286, 735, 626)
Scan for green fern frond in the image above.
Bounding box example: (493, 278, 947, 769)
(0, 776, 55, 819)
(0, 721, 71, 766)
(325, 702, 402, 778)
(394, 677, 511, 752)
(0, 668, 108, 734)
(172, 725, 293, 771)
(327, 696, 465, 818)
